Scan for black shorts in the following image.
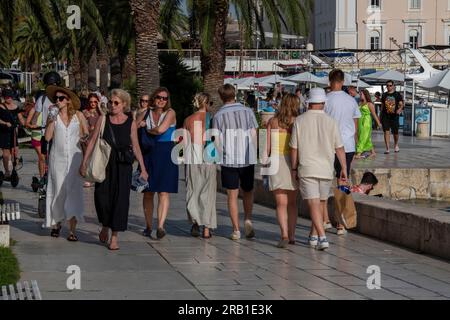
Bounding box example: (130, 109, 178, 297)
(221, 165, 255, 192)
(381, 116, 399, 135)
(334, 152, 355, 179)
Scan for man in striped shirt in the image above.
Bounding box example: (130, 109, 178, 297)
(213, 84, 258, 241)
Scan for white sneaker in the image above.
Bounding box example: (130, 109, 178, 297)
(323, 222, 333, 230)
(244, 220, 255, 239)
(337, 228, 348, 236)
(308, 235, 319, 247)
(316, 238, 330, 251)
(230, 230, 241, 241)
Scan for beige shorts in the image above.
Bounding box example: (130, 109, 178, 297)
(299, 177, 333, 200)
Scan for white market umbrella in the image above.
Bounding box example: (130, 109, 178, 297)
(361, 70, 407, 83)
(285, 72, 329, 85)
(344, 73, 371, 89)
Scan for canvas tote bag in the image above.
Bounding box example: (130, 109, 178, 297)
(85, 115, 111, 183)
(333, 188, 358, 229)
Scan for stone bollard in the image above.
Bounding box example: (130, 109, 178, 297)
(0, 224, 9, 247)
(416, 121, 430, 138)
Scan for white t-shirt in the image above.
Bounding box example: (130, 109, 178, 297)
(35, 95, 53, 133)
(325, 91, 361, 153)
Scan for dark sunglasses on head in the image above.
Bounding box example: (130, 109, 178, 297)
(155, 95, 169, 102)
(56, 96, 68, 102)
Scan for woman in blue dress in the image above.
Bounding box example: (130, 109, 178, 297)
(139, 88, 178, 239)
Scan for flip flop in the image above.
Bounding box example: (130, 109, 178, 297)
(67, 234, 79, 242)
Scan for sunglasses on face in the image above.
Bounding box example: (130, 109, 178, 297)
(56, 96, 68, 102)
(387, 84, 394, 87)
(140, 99, 149, 103)
(155, 95, 169, 102)
(5, 96, 12, 100)
(89, 100, 98, 104)
(110, 100, 121, 106)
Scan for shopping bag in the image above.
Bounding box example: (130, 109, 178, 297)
(333, 188, 357, 229)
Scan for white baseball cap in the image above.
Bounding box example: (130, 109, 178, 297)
(307, 88, 327, 104)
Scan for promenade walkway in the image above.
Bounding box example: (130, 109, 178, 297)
(2, 146, 450, 300)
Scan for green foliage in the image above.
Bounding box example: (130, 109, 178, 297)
(159, 52, 203, 127)
(0, 246, 21, 287)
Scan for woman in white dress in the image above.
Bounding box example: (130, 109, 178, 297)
(44, 86, 89, 241)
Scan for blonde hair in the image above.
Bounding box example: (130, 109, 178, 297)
(276, 94, 300, 129)
(111, 89, 131, 112)
(56, 90, 77, 121)
(193, 92, 210, 111)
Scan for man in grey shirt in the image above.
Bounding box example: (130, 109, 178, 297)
(213, 84, 258, 241)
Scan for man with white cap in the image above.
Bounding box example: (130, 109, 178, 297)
(290, 88, 348, 250)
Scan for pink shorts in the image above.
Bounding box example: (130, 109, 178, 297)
(31, 139, 41, 148)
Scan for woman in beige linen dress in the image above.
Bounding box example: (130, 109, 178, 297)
(266, 94, 300, 249)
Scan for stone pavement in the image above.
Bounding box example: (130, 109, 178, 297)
(353, 131, 450, 169)
(2, 149, 450, 300)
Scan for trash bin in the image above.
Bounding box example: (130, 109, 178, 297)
(416, 121, 430, 138)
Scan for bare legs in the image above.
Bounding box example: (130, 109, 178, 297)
(384, 131, 390, 152)
(2, 149, 11, 176)
(34, 146, 45, 177)
(308, 199, 326, 238)
(227, 189, 254, 232)
(274, 190, 298, 243)
(143, 192, 170, 234)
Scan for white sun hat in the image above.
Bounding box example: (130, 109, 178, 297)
(307, 88, 328, 104)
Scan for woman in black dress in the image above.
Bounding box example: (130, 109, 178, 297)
(0, 90, 20, 177)
(80, 89, 148, 250)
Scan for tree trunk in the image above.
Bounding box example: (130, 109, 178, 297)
(72, 59, 81, 93)
(129, 0, 160, 97)
(80, 57, 89, 91)
(201, 0, 229, 114)
(88, 48, 97, 91)
(68, 62, 75, 90)
(31, 63, 40, 91)
(98, 45, 109, 93)
(122, 52, 136, 82)
(110, 54, 122, 89)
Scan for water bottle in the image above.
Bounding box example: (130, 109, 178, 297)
(337, 185, 351, 195)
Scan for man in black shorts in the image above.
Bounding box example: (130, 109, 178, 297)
(381, 80, 404, 154)
(213, 84, 259, 241)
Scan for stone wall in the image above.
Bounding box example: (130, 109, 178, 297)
(352, 168, 450, 200)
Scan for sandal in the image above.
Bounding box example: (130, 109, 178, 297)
(99, 229, 109, 244)
(50, 225, 62, 238)
(67, 234, 79, 242)
(191, 223, 200, 237)
(202, 227, 212, 239)
(108, 245, 120, 251)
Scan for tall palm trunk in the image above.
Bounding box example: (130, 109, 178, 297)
(110, 54, 122, 89)
(88, 49, 98, 91)
(129, 0, 160, 97)
(98, 45, 109, 93)
(80, 58, 89, 90)
(201, 0, 229, 113)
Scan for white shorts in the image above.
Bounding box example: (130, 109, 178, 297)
(300, 177, 333, 201)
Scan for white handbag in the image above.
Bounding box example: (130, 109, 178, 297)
(85, 116, 111, 183)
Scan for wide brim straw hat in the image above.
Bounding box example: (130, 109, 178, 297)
(46, 85, 81, 110)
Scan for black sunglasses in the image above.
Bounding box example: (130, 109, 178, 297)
(155, 95, 169, 102)
(140, 99, 149, 103)
(109, 100, 120, 106)
(56, 96, 68, 102)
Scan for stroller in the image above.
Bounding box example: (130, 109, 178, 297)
(0, 125, 20, 188)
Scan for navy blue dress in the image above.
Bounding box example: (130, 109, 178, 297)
(143, 124, 179, 194)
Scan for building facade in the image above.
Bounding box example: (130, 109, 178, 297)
(314, 0, 450, 50)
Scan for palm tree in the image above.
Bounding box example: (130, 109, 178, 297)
(161, 0, 314, 112)
(129, 0, 161, 97)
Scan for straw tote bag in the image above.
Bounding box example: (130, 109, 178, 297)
(85, 116, 111, 183)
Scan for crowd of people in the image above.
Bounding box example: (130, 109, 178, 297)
(0, 68, 396, 251)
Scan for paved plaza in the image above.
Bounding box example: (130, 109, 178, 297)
(2, 137, 450, 300)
